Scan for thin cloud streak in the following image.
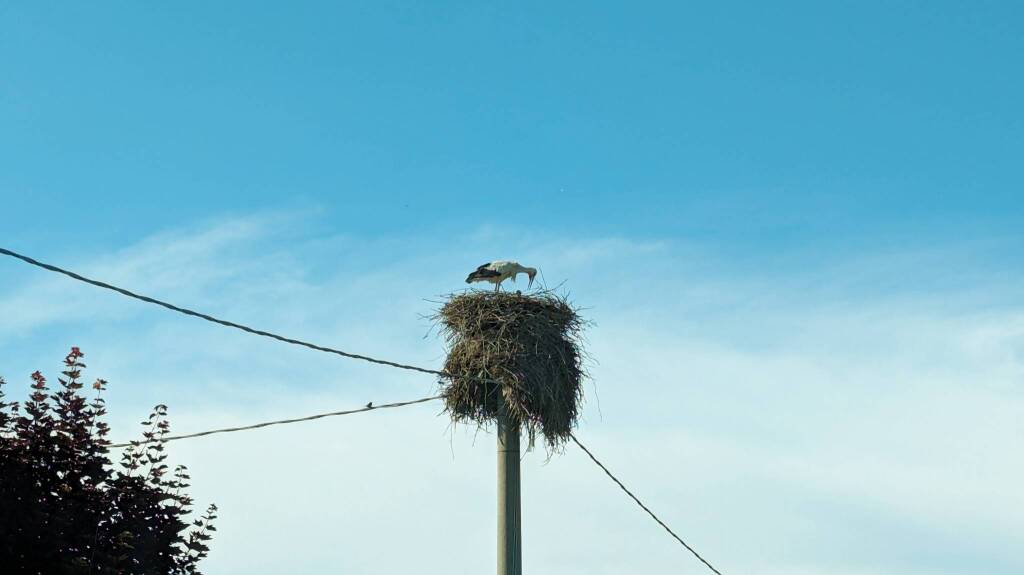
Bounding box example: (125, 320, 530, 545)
(0, 213, 1021, 574)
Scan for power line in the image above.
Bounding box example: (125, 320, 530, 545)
(109, 396, 441, 448)
(0, 247, 453, 380)
(570, 433, 724, 575)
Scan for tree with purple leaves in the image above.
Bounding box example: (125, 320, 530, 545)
(0, 347, 216, 574)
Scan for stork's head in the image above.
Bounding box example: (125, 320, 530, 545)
(522, 266, 537, 289)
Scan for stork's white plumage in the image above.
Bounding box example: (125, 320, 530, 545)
(465, 260, 538, 292)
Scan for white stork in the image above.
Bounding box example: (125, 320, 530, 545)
(465, 260, 537, 292)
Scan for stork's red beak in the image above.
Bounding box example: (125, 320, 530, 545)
(527, 271, 536, 289)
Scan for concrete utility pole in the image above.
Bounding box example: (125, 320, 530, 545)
(496, 404, 522, 575)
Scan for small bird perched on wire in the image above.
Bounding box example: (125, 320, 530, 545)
(465, 260, 538, 292)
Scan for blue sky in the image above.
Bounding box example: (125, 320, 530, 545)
(4, 2, 1023, 252)
(2, 2, 1023, 574)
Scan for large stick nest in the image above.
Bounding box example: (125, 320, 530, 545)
(435, 290, 587, 450)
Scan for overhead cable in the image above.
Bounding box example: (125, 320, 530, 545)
(109, 395, 441, 448)
(570, 433, 724, 575)
(1, 247, 454, 380)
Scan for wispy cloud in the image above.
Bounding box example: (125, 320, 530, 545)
(1, 212, 1021, 574)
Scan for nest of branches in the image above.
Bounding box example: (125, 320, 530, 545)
(435, 289, 587, 450)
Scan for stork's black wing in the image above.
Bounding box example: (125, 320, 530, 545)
(466, 262, 501, 283)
